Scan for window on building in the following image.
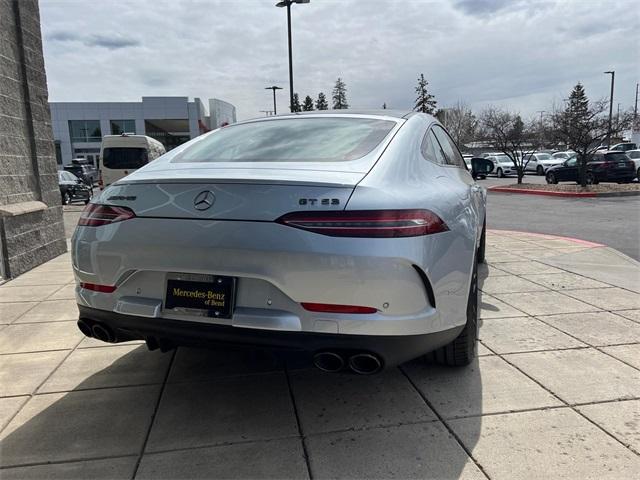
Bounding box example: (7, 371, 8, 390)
(110, 119, 136, 135)
(69, 120, 102, 143)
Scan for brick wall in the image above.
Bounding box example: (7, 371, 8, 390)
(0, 0, 66, 278)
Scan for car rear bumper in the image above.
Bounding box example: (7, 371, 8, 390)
(77, 304, 463, 367)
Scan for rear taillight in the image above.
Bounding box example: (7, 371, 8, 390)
(301, 302, 377, 314)
(78, 204, 135, 226)
(276, 210, 448, 238)
(80, 282, 117, 293)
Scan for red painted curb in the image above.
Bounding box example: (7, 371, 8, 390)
(489, 186, 598, 197)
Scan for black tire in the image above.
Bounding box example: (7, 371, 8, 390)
(536, 165, 544, 175)
(497, 168, 504, 178)
(62, 192, 70, 205)
(546, 172, 558, 184)
(586, 172, 596, 185)
(84, 198, 90, 205)
(637, 167, 640, 181)
(424, 257, 478, 366)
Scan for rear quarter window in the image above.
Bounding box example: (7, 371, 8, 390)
(172, 117, 396, 163)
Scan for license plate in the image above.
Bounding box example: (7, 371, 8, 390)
(164, 274, 236, 318)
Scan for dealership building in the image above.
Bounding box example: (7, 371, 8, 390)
(49, 96, 236, 166)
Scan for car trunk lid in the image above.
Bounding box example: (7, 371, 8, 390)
(96, 167, 362, 221)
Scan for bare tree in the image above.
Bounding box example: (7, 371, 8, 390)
(437, 101, 477, 148)
(480, 107, 536, 184)
(550, 83, 631, 187)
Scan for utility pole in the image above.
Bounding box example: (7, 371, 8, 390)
(604, 71, 615, 149)
(265, 86, 282, 115)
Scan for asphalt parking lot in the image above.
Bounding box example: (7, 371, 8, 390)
(1, 229, 639, 478)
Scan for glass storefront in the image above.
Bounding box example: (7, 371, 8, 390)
(68, 120, 101, 142)
(144, 119, 190, 150)
(110, 119, 136, 135)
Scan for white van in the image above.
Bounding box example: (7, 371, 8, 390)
(99, 134, 165, 189)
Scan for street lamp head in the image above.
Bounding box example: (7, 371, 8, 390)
(276, 0, 309, 6)
(604, 71, 614, 74)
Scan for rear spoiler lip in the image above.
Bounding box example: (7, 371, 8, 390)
(115, 178, 359, 188)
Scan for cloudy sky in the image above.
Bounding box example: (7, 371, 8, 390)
(40, 0, 639, 121)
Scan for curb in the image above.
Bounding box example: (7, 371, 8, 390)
(488, 186, 640, 198)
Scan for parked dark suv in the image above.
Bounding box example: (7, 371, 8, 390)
(546, 151, 636, 184)
(64, 160, 98, 186)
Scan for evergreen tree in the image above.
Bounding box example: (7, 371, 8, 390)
(413, 73, 437, 114)
(315, 92, 329, 110)
(566, 82, 589, 118)
(302, 95, 314, 111)
(382, 102, 387, 109)
(332, 78, 349, 109)
(291, 93, 301, 113)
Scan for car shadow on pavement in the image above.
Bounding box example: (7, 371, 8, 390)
(1, 343, 483, 479)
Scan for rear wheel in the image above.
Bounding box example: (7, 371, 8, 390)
(546, 172, 558, 184)
(497, 167, 504, 178)
(536, 165, 544, 175)
(424, 257, 478, 366)
(586, 172, 597, 185)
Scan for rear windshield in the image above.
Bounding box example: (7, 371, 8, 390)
(172, 117, 396, 163)
(103, 147, 148, 170)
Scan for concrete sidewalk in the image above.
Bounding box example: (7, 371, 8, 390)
(1, 230, 639, 479)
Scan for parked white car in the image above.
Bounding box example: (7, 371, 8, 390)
(625, 149, 640, 179)
(525, 152, 564, 175)
(486, 154, 517, 177)
(552, 151, 576, 160)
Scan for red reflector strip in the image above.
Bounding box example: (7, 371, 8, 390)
(301, 302, 377, 314)
(78, 204, 135, 226)
(277, 210, 448, 238)
(80, 282, 117, 293)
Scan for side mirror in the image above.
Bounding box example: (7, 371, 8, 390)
(471, 157, 494, 179)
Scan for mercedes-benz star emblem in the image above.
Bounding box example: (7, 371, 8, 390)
(193, 190, 216, 211)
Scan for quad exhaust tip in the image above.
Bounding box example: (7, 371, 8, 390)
(313, 352, 345, 373)
(77, 319, 93, 338)
(91, 323, 115, 343)
(348, 353, 383, 375)
(313, 351, 383, 374)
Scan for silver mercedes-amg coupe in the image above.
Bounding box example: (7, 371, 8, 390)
(72, 111, 493, 374)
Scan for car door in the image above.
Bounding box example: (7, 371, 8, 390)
(557, 157, 578, 181)
(525, 154, 537, 172)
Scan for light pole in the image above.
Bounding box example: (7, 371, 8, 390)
(265, 86, 283, 115)
(604, 70, 615, 148)
(275, 0, 309, 112)
(634, 82, 638, 121)
(537, 110, 545, 148)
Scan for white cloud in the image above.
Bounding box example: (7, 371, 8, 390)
(40, 0, 640, 121)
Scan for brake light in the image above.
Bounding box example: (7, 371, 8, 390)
(276, 210, 448, 238)
(80, 282, 117, 293)
(301, 302, 377, 314)
(78, 204, 135, 226)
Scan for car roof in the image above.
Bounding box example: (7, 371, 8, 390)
(239, 110, 420, 125)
